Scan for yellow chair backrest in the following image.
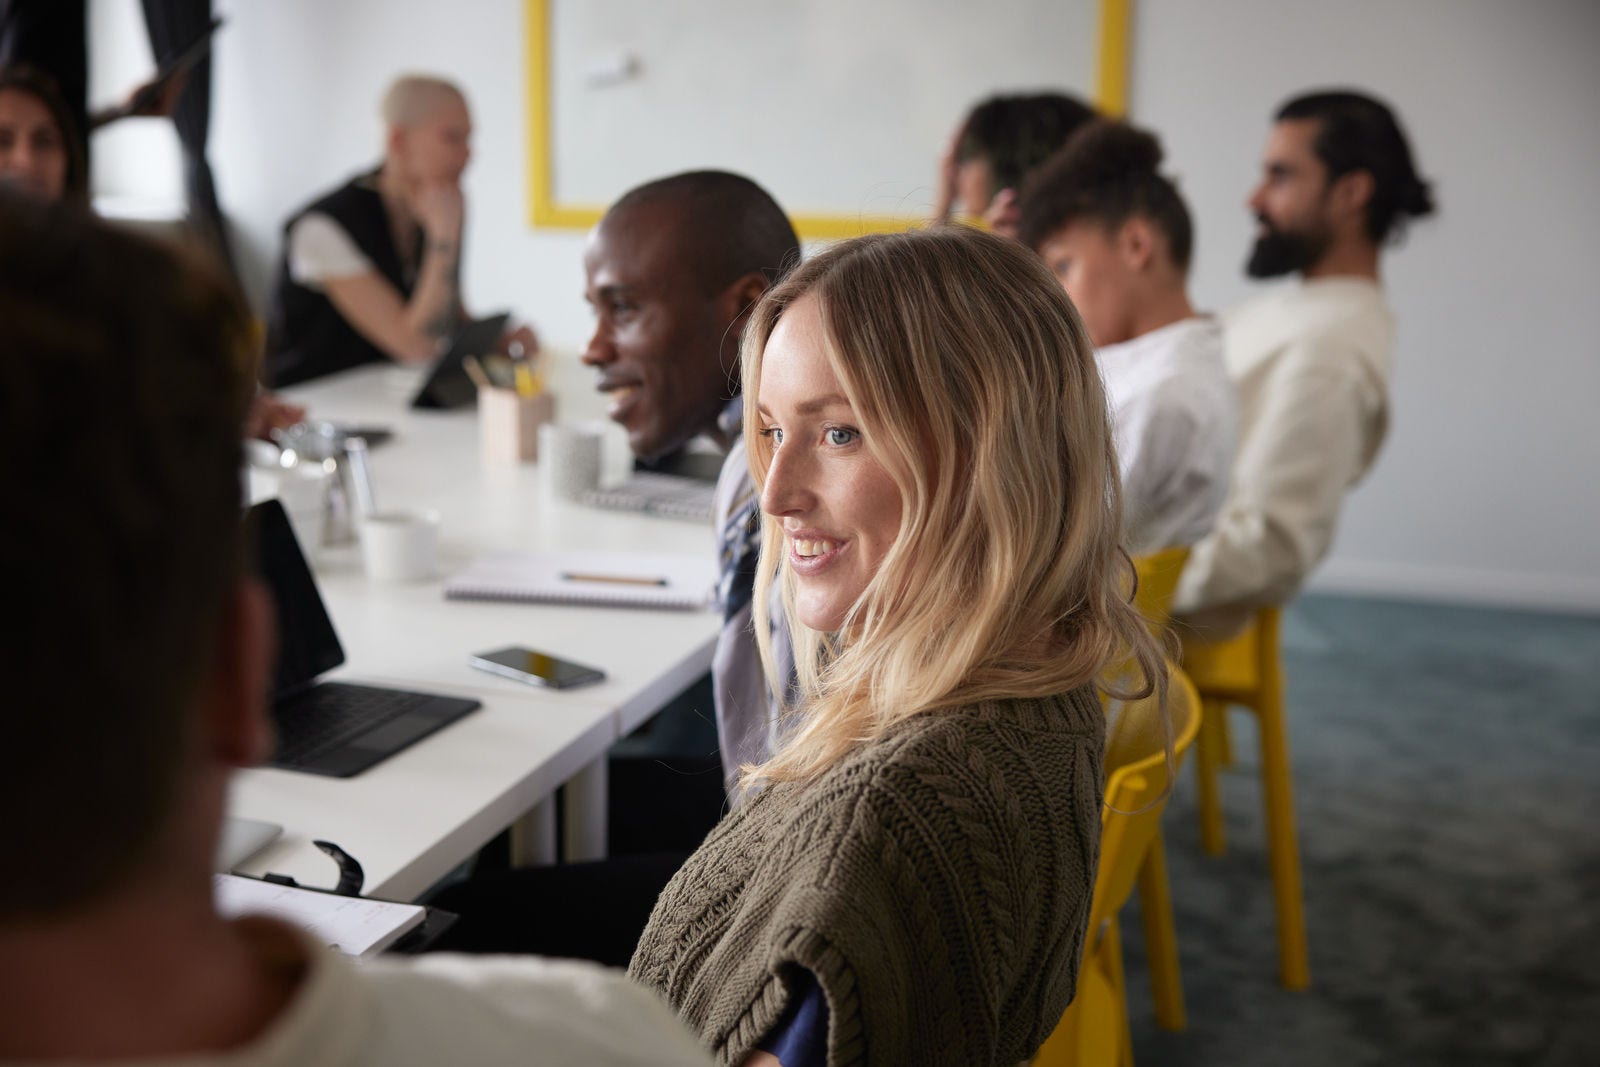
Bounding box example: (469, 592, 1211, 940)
(1097, 547, 1191, 714)
(1034, 664, 1202, 1066)
(1131, 546, 1191, 637)
(1090, 664, 1201, 936)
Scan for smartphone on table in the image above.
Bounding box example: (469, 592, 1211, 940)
(469, 646, 606, 690)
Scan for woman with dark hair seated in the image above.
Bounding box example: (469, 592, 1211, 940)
(0, 64, 85, 205)
(0, 63, 304, 439)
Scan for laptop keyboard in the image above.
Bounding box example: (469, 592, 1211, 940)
(273, 682, 445, 766)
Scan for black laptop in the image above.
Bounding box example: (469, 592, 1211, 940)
(410, 312, 511, 410)
(251, 499, 480, 777)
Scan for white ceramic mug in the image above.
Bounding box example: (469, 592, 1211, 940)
(275, 462, 333, 549)
(358, 510, 440, 582)
(539, 422, 604, 500)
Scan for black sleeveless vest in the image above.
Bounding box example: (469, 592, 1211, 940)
(263, 170, 423, 387)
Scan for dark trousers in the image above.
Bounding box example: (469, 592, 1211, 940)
(428, 852, 689, 968)
(427, 674, 728, 966)
(609, 670, 728, 854)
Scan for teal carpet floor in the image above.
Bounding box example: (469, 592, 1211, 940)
(1121, 594, 1600, 1066)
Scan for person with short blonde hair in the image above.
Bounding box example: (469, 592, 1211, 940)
(380, 73, 465, 128)
(630, 226, 1164, 1066)
(264, 72, 534, 387)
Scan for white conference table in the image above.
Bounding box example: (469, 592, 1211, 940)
(228, 364, 721, 901)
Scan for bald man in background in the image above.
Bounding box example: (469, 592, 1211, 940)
(582, 171, 801, 806)
(264, 73, 532, 388)
(423, 174, 802, 958)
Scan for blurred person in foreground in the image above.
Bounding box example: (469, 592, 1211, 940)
(0, 193, 707, 1067)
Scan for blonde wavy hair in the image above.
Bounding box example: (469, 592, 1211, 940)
(741, 227, 1164, 788)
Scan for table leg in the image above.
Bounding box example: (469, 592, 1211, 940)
(562, 758, 608, 862)
(509, 795, 557, 866)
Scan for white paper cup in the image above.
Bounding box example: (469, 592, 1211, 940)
(539, 422, 604, 500)
(358, 510, 440, 582)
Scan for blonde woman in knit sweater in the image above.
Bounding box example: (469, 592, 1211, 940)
(630, 227, 1164, 1067)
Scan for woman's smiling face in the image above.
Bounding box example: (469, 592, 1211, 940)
(756, 293, 902, 633)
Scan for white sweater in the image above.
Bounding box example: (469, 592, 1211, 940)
(1174, 277, 1394, 636)
(11, 919, 711, 1067)
(1097, 316, 1237, 555)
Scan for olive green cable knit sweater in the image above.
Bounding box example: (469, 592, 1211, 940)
(629, 688, 1106, 1066)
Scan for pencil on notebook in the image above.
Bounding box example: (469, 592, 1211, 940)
(560, 571, 669, 587)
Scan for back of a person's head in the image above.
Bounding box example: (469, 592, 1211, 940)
(1276, 89, 1435, 244)
(1018, 119, 1195, 272)
(0, 64, 88, 204)
(0, 194, 252, 919)
(380, 72, 466, 128)
(956, 92, 1099, 193)
(610, 170, 801, 293)
(740, 226, 1160, 785)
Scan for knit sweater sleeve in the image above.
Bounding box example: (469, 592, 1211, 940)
(631, 689, 1105, 1067)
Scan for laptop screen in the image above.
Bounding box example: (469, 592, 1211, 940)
(249, 499, 345, 699)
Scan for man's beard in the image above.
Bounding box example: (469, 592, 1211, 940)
(1245, 215, 1331, 278)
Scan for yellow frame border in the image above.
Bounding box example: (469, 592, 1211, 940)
(526, 0, 1131, 240)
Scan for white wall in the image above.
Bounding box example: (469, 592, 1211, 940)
(92, 0, 1600, 613)
(548, 0, 1096, 213)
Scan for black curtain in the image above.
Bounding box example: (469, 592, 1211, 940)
(138, 0, 240, 289)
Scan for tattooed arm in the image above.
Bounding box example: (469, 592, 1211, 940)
(322, 181, 464, 365)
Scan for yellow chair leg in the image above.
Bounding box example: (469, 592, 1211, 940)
(1136, 831, 1187, 1031)
(1101, 917, 1135, 1067)
(1257, 698, 1310, 990)
(1195, 698, 1229, 856)
(1216, 706, 1235, 767)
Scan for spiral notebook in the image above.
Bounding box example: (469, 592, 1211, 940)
(581, 472, 717, 523)
(445, 550, 716, 611)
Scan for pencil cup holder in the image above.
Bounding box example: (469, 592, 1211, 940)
(480, 389, 556, 466)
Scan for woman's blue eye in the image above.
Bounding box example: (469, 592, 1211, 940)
(758, 427, 783, 445)
(826, 427, 857, 446)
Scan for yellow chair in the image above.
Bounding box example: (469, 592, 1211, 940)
(1131, 546, 1190, 637)
(1124, 546, 1191, 1033)
(1180, 606, 1310, 990)
(1034, 664, 1202, 1067)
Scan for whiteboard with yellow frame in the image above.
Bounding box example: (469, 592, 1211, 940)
(526, 0, 1129, 240)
